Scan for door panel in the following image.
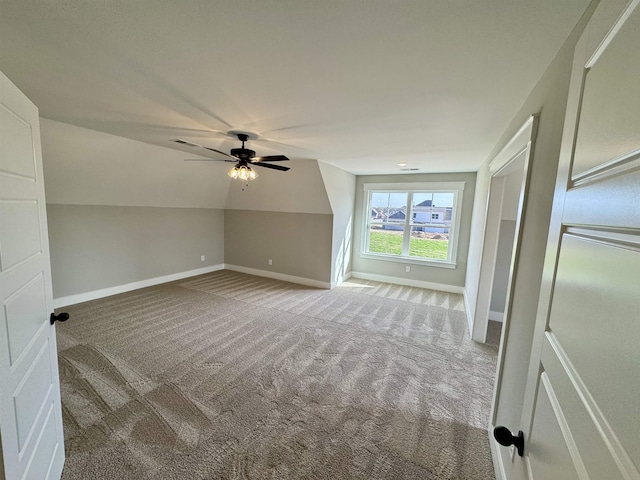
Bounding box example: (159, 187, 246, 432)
(24, 403, 60, 480)
(14, 339, 55, 451)
(4, 272, 47, 365)
(547, 233, 640, 461)
(0, 71, 65, 479)
(563, 169, 640, 227)
(0, 202, 43, 271)
(572, 2, 640, 178)
(527, 375, 582, 480)
(0, 104, 36, 180)
(495, 1, 640, 479)
(540, 338, 625, 480)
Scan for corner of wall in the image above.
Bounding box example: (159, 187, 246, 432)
(464, 160, 492, 335)
(330, 271, 353, 289)
(463, 287, 474, 334)
(317, 161, 357, 286)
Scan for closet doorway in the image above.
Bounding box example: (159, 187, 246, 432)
(472, 116, 535, 345)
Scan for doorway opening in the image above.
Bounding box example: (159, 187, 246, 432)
(472, 116, 536, 346)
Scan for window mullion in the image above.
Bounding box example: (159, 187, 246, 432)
(402, 193, 411, 256)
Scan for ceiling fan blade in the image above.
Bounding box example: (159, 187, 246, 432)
(174, 138, 239, 160)
(251, 162, 290, 171)
(252, 155, 290, 162)
(203, 146, 238, 160)
(184, 158, 236, 162)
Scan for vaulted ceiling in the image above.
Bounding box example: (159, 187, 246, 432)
(0, 0, 591, 174)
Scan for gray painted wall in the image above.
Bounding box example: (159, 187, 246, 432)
(41, 120, 228, 300)
(47, 205, 224, 298)
(489, 169, 523, 315)
(501, 169, 524, 222)
(352, 172, 476, 288)
(464, 3, 597, 476)
(224, 210, 333, 283)
(224, 158, 336, 284)
(491, 36, 583, 453)
(42, 119, 341, 296)
(489, 220, 516, 314)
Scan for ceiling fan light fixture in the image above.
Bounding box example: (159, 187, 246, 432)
(228, 164, 257, 181)
(184, 132, 289, 181)
(227, 167, 240, 180)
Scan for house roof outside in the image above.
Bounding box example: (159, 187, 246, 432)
(389, 210, 406, 220)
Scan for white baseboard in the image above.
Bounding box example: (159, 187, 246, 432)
(53, 264, 225, 308)
(224, 264, 331, 289)
(489, 310, 505, 322)
(349, 271, 464, 294)
(331, 271, 353, 289)
(463, 288, 474, 334)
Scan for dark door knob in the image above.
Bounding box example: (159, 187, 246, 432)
(493, 426, 524, 457)
(50, 312, 69, 325)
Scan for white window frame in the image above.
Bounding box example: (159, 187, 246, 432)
(361, 182, 465, 269)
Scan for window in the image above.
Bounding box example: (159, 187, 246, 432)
(362, 182, 464, 267)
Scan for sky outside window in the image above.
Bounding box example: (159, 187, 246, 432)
(371, 192, 407, 208)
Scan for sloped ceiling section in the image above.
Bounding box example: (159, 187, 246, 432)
(0, 0, 591, 174)
(318, 162, 357, 217)
(41, 119, 231, 208)
(225, 159, 332, 214)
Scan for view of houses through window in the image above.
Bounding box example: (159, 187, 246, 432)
(365, 190, 456, 262)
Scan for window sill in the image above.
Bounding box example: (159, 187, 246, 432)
(359, 252, 457, 269)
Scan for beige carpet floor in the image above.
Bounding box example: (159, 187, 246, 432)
(56, 270, 498, 479)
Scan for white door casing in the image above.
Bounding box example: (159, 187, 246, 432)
(0, 71, 65, 479)
(492, 1, 640, 478)
(472, 116, 536, 344)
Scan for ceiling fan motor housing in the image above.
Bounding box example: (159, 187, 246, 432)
(230, 148, 256, 159)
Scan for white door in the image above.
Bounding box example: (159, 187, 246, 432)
(492, 0, 640, 478)
(0, 71, 65, 478)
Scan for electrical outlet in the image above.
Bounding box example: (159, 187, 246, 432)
(405, 266, 411, 273)
(201, 255, 205, 262)
(268, 259, 273, 266)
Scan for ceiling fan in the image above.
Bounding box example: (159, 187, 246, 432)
(182, 133, 290, 181)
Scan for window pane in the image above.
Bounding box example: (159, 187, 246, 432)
(410, 192, 454, 227)
(368, 225, 404, 255)
(409, 225, 449, 260)
(432, 192, 455, 208)
(410, 193, 433, 225)
(365, 187, 459, 263)
(370, 192, 408, 224)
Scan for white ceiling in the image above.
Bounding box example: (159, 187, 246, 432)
(0, 0, 590, 175)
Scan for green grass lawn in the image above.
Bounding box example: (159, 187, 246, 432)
(368, 231, 448, 260)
